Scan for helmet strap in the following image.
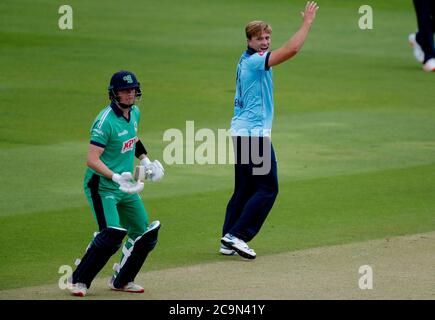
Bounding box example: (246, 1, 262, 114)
(118, 102, 133, 109)
(110, 89, 136, 109)
(112, 97, 133, 109)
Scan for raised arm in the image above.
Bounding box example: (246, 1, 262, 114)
(268, 1, 319, 67)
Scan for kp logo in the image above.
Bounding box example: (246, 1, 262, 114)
(121, 136, 138, 153)
(123, 75, 133, 84)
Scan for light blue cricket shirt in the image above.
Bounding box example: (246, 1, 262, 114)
(230, 47, 274, 137)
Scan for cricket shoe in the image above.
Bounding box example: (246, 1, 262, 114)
(423, 58, 435, 72)
(108, 276, 145, 293)
(221, 233, 256, 260)
(68, 282, 87, 297)
(219, 244, 237, 256)
(409, 33, 424, 63)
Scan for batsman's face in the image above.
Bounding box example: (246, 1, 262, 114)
(117, 88, 136, 105)
(248, 31, 271, 53)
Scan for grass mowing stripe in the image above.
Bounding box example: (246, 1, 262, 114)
(1, 163, 434, 290)
(3, 107, 435, 217)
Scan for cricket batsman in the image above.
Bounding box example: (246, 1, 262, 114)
(68, 70, 164, 297)
(221, 2, 319, 259)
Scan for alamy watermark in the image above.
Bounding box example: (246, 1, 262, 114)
(58, 5, 73, 30)
(58, 264, 73, 289)
(358, 265, 373, 290)
(358, 5, 373, 30)
(162, 121, 272, 175)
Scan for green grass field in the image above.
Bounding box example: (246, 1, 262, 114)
(1, 0, 435, 292)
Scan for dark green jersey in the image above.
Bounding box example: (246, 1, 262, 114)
(84, 103, 140, 189)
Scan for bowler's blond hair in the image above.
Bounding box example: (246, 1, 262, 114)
(245, 21, 272, 39)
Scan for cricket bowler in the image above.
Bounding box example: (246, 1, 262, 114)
(221, 2, 319, 259)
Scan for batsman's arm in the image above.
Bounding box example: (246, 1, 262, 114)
(135, 139, 148, 160)
(87, 143, 115, 179)
(134, 138, 151, 167)
(268, 1, 319, 67)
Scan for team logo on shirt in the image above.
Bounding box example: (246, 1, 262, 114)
(121, 136, 138, 153)
(123, 75, 133, 83)
(92, 128, 104, 137)
(118, 130, 128, 137)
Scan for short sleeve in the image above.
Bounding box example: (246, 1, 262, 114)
(247, 52, 271, 71)
(90, 118, 111, 148)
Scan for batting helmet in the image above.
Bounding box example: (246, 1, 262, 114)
(108, 70, 142, 103)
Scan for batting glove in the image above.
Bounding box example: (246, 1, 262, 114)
(140, 158, 165, 182)
(112, 172, 144, 194)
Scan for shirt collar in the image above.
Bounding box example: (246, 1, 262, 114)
(246, 46, 257, 55)
(110, 102, 132, 121)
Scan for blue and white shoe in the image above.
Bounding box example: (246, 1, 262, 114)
(409, 33, 424, 63)
(68, 281, 87, 297)
(108, 276, 144, 293)
(221, 233, 256, 259)
(219, 244, 237, 256)
(423, 58, 435, 72)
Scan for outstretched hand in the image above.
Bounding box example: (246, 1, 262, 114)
(301, 1, 319, 25)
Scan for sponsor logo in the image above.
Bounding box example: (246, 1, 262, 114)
(118, 130, 128, 137)
(134, 121, 138, 132)
(92, 128, 104, 136)
(121, 136, 138, 153)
